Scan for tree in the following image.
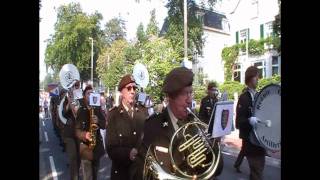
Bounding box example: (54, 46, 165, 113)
(40, 73, 58, 91)
(96, 39, 131, 90)
(104, 16, 127, 46)
(273, 0, 281, 38)
(165, 0, 205, 60)
(140, 37, 180, 102)
(136, 23, 147, 45)
(146, 9, 159, 37)
(44, 2, 105, 82)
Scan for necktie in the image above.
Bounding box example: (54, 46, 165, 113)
(177, 120, 185, 128)
(128, 108, 133, 118)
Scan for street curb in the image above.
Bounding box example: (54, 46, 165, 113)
(221, 144, 281, 168)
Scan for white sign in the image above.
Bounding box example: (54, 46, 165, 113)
(208, 101, 234, 138)
(138, 92, 147, 104)
(73, 89, 83, 99)
(89, 93, 101, 106)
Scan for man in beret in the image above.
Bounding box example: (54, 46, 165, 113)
(106, 74, 148, 180)
(199, 82, 219, 124)
(134, 67, 223, 179)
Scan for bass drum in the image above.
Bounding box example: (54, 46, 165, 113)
(250, 84, 281, 152)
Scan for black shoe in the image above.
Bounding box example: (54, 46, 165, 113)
(234, 165, 242, 173)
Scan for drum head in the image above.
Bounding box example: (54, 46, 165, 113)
(253, 84, 281, 152)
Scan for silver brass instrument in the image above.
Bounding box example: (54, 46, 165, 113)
(143, 107, 221, 179)
(58, 64, 80, 124)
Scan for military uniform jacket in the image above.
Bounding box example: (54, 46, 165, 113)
(236, 88, 265, 156)
(133, 107, 225, 179)
(199, 95, 218, 124)
(106, 103, 148, 180)
(75, 105, 106, 161)
(133, 107, 197, 179)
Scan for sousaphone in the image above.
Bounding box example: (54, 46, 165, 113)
(58, 64, 80, 124)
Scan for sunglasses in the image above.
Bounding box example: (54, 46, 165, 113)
(126, 85, 137, 91)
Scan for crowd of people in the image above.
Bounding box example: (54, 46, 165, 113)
(41, 65, 267, 180)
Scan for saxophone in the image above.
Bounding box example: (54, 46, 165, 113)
(88, 107, 99, 149)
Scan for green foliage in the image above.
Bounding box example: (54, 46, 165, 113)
(136, 23, 147, 45)
(146, 9, 159, 37)
(219, 81, 245, 100)
(221, 45, 239, 81)
(140, 38, 181, 102)
(165, 0, 204, 59)
(257, 74, 281, 91)
(217, 75, 281, 100)
(193, 84, 207, 103)
(273, 0, 281, 39)
(248, 39, 265, 55)
(265, 36, 281, 53)
(44, 2, 105, 81)
(104, 16, 127, 45)
(96, 40, 131, 90)
(222, 36, 281, 81)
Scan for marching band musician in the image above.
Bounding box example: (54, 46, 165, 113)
(75, 85, 106, 180)
(58, 89, 68, 152)
(106, 74, 148, 180)
(199, 82, 219, 124)
(134, 67, 223, 180)
(61, 81, 81, 180)
(235, 66, 266, 180)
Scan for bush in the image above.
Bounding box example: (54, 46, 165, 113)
(216, 75, 281, 100)
(219, 81, 245, 100)
(193, 85, 207, 104)
(257, 74, 281, 91)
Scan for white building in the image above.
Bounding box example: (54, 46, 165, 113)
(228, 0, 280, 83)
(194, 8, 231, 84)
(160, 0, 280, 84)
(160, 6, 231, 84)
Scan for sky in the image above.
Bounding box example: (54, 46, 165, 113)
(39, 0, 235, 82)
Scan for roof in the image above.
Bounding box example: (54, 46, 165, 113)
(160, 7, 228, 36)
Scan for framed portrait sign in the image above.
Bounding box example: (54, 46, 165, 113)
(208, 101, 234, 138)
(89, 93, 101, 106)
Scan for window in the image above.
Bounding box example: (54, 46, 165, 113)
(253, 60, 266, 78)
(260, 24, 264, 39)
(222, 18, 230, 33)
(196, 11, 205, 26)
(265, 21, 273, 38)
(272, 56, 279, 75)
(240, 29, 249, 44)
(233, 64, 241, 82)
(236, 31, 239, 44)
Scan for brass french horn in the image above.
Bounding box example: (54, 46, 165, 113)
(143, 108, 221, 179)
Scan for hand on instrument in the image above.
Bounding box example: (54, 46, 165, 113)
(85, 132, 92, 141)
(249, 116, 259, 127)
(129, 148, 138, 161)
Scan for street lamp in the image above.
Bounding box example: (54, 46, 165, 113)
(182, 0, 192, 70)
(184, 0, 187, 62)
(89, 37, 93, 85)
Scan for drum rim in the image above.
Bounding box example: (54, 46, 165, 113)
(252, 83, 281, 151)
